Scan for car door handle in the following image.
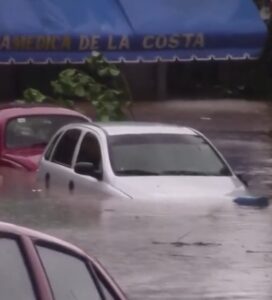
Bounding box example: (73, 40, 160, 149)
(45, 173, 50, 189)
(69, 181, 74, 192)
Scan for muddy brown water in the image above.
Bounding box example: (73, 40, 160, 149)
(2, 100, 272, 299)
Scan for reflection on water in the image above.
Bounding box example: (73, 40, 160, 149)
(0, 194, 102, 229)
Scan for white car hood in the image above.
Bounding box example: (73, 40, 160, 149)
(111, 176, 249, 200)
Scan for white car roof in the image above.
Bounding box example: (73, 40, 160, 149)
(82, 122, 197, 136)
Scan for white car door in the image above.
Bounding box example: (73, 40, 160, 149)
(39, 128, 82, 195)
(69, 131, 113, 199)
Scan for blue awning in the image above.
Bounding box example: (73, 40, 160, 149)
(0, 0, 267, 64)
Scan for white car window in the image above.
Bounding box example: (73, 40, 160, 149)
(0, 238, 36, 300)
(76, 133, 102, 173)
(44, 132, 62, 160)
(52, 129, 81, 167)
(37, 246, 102, 300)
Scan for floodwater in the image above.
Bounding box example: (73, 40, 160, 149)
(2, 100, 272, 300)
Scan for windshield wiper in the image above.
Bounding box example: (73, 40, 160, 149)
(160, 170, 216, 176)
(115, 169, 160, 176)
(115, 169, 224, 176)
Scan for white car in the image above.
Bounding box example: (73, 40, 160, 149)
(37, 122, 249, 200)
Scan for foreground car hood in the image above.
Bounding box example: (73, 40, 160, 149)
(111, 176, 249, 199)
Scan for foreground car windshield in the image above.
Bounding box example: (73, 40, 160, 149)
(109, 134, 231, 176)
(6, 115, 86, 149)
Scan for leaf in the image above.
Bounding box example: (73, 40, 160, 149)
(60, 69, 77, 78)
(109, 68, 120, 77)
(51, 81, 64, 95)
(23, 88, 47, 103)
(78, 74, 91, 85)
(98, 68, 109, 77)
(74, 86, 86, 98)
(92, 100, 99, 106)
(97, 94, 107, 102)
(112, 89, 122, 96)
(88, 84, 102, 95)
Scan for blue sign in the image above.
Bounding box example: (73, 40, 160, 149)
(0, 0, 267, 63)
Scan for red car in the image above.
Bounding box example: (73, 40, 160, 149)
(0, 103, 90, 194)
(0, 221, 127, 300)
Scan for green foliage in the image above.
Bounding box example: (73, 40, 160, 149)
(23, 51, 132, 121)
(23, 89, 47, 103)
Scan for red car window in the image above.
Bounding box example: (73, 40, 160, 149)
(93, 267, 117, 300)
(0, 238, 36, 300)
(37, 245, 102, 300)
(5, 115, 86, 149)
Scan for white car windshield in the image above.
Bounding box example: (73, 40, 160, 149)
(6, 115, 87, 149)
(108, 134, 231, 176)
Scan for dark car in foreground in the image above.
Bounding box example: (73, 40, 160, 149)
(0, 221, 127, 300)
(0, 103, 90, 193)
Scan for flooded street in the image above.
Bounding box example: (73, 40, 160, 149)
(1, 196, 272, 300)
(2, 100, 272, 299)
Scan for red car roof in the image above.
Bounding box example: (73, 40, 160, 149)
(0, 103, 88, 121)
(0, 221, 86, 255)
